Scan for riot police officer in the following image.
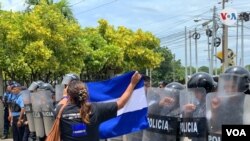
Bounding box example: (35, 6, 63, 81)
(57, 73, 80, 105)
(180, 72, 216, 141)
(9, 82, 25, 141)
(220, 66, 250, 94)
(1, 84, 12, 139)
(142, 82, 184, 141)
(206, 66, 250, 141)
(29, 81, 55, 141)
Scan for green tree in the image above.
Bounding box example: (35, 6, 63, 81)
(187, 66, 196, 75)
(81, 19, 163, 79)
(22, 1, 86, 81)
(0, 7, 163, 83)
(198, 66, 209, 73)
(0, 1, 85, 83)
(26, 0, 75, 21)
(213, 68, 221, 75)
(151, 47, 185, 86)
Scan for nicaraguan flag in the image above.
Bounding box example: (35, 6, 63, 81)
(86, 71, 149, 139)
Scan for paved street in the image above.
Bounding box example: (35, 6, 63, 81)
(0, 139, 12, 141)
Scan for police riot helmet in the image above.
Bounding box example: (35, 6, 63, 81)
(223, 66, 250, 92)
(39, 83, 55, 93)
(166, 82, 185, 90)
(28, 80, 44, 91)
(187, 72, 216, 93)
(61, 73, 80, 85)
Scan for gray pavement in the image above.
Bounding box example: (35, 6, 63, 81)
(0, 139, 12, 141)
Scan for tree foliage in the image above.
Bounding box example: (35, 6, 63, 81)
(81, 19, 163, 78)
(0, 1, 85, 83)
(0, 1, 164, 84)
(150, 47, 185, 86)
(198, 66, 209, 73)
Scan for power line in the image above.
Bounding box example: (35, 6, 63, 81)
(153, 10, 211, 36)
(139, 5, 213, 29)
(75, 0, 118, 15)
(70, 0, 85, 7)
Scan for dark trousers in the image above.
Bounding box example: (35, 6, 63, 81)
(22, 124, 30, 141)
(12, 116, 25, 141)
(28, 132, 36, 141)
(3, 107, 10, 135)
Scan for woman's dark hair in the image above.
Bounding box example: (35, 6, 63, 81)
(67, 80, 91, 124)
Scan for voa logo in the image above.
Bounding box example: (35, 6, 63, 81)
(226, 129, 246, 136)
(219, 8, 237, 26)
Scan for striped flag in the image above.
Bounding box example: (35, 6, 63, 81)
(86, 71, 149, 139)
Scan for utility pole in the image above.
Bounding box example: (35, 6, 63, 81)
(241, 17, 244, 67)
(210, 6, 216, 76)
(222, 0, 228, 71)
(215, 25, 218, 75)
(185, 27, 188, 85)
(207, 26, 211, 74)
(195, 28, 198, 73)
(236, 18, 239, 65)
(189, 31, 192, 75)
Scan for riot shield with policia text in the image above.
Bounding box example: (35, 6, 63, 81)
(22, 90, 36, 133)
(206, 93, 250, 140)
(31, 90, 45, 138)
(40, 88, 55, 136)
(142, 87, 180, 141)
(179, 88, 207, 141)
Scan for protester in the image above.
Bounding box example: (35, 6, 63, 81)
(56, 71, 141, 141)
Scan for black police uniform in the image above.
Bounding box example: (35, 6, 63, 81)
(57, 102, 117, 141)
(184, 72, 216, 141)
(2, 91, 11, 138)
(210, 66, 250, 132)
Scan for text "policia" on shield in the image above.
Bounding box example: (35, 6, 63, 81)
(222, 125, 250, 141)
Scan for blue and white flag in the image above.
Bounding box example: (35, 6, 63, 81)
(86, 71, 149, 139)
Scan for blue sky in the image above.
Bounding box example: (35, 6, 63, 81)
(1, 0, 250, 69)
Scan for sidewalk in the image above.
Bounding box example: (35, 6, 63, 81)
(0, 139, 12, 141)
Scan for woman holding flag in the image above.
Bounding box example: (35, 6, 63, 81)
(55, 71, 142, 141)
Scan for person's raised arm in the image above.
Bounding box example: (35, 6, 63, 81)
(116, 71, 142, 110)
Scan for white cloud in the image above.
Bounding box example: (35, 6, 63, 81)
(1, 0, 26, 11)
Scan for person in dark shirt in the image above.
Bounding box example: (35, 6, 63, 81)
(56, 71, 141, 141)
(1, 84, 12, 139)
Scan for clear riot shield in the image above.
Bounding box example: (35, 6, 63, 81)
(31, 90, 45, 138)
(142, 87, 180, 141)
(126, 131, 143, 141)
(206, 92, 250, 141)
(21, 90, 36, 132)
(217, 73, 248, 93)
(55, 84, 64, 103)
(179, 88, 207, 141)
(40, 90, 55, 136)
